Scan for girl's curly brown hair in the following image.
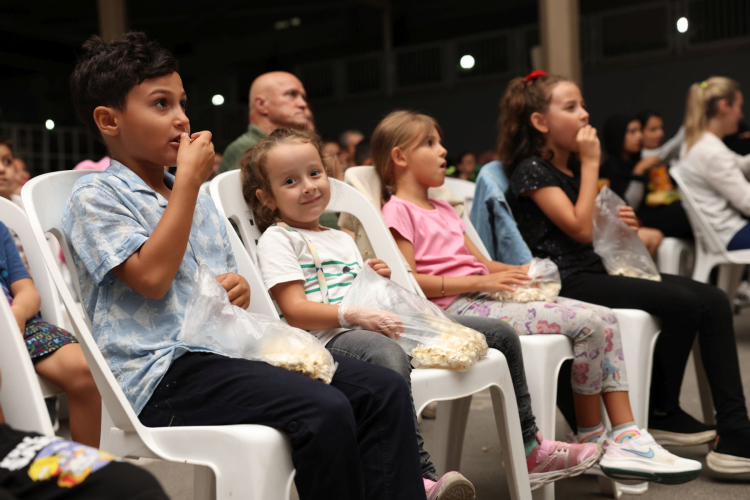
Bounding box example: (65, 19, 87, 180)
(241, 128, 335, 232)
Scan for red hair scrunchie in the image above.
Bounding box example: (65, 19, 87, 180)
(524, 69, 547, 83)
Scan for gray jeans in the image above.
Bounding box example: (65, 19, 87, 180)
(326, 315, 538, 480)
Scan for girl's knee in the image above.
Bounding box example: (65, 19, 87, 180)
(367, 343, 411, 380)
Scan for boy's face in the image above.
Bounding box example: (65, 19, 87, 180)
(106, 72, 189, 169)
(0, 145, 16, 198)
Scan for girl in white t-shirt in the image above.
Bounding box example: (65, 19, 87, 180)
(245, 128, 604, 494)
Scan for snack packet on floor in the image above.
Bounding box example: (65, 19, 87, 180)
(339, 264, 489, 370)
(179, 265, 337, 383)
(593, 186, 662, 282)
(490, 257, 561, 302)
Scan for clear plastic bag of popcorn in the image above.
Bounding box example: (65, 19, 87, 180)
(339, 264, 489, 370)
(490, 257, 561, 302)
(179, 265, 337, 383)
(593, 186, 662, 282)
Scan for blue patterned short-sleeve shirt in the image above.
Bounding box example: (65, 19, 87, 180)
(62, 160, 238, 414)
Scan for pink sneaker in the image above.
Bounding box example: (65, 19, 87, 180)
(527, 432, 601, 490)
(424, 472, 475, 500)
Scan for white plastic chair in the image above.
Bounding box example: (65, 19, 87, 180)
(656, 237, 694, 277)
(0, 197, 63, 399)
(668, 167, 750, 426)
(211, 170, 533, 500)
(22, 171, 295, 500)
(443, 177, 476, 215)
(0, 294, 54, 435)
(338, 170, 660, 499)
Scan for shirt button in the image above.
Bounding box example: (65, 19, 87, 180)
(287, 421, 299, 432)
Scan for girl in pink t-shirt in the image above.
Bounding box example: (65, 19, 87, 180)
(376, 111, 651, 468)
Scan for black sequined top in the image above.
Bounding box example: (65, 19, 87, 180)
(508, 156, 606, 282)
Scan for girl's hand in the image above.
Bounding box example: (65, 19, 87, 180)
(577, 125, 601, 170)
(339, 305, 404, 340)
(368, 259, 392, 279)
(476, 269, 532, 293)
(216, 272, 251, 309)
(632, 155, 662, 176)
(618, 206, 639, 231)
(10, 305, 26, 334)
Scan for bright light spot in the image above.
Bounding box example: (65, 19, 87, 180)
(275, 20, 289, 30)
(677, 17, 689, 33)
(290, 17, 301, 27)
(460, 55, 475, 70)
(212, 94, 225, 106)
(45, 119, 55, 130)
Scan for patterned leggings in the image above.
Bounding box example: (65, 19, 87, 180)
(446, 294, 628, 395)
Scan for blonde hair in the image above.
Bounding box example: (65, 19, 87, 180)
(684, 76, 741, 151)
(372, 110, 442, 200)
(241, 128, 335, 232)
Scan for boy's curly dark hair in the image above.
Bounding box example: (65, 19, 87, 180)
(70, 32, 179, 141)
(241, 128, 335, 232)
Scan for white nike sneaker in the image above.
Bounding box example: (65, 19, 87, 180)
(598, 430, 702, 485)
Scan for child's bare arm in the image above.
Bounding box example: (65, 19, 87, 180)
(9, 278, 40, 332)
(270, 281, 341, 330)
(462, 234, 524, 273)
(112, 132, 214, 299)
(390, 229, 527, 297)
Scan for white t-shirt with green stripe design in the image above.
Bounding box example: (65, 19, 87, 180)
(257, 225, 364, 345)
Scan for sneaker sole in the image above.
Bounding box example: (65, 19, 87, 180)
(431, 475, 475, 500)
(529, 446, 603, 491)
(600, 464, 702, 485)
(706, 451, 750, 475)
(648, 428, 716, 446)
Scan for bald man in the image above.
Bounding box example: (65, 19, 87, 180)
(218, 71, 310, 174)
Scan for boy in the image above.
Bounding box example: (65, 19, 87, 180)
(63, 32, 428, 500)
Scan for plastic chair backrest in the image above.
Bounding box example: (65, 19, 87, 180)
(21, 171, 143, 434)
(0, 296, 53, 435)
(210, 171, 263, 262)
(669, 167, 727, 256)
(0, 197, 64, 328)
(443, 177, 476, 214)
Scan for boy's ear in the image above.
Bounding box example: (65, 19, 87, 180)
(391, 147, 408, 170)
(93, 106, 120, 138)
(530, 111, 549, 134)
(256, 188, 276, 211)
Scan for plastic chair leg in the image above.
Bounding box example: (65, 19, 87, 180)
(432, 396, 473, 474)
(488, 385, 533, 500)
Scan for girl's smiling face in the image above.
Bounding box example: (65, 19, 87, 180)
(259, 141, 331, 231)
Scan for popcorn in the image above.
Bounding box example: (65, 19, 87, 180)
(610, 267, 661, 282)
(410, 317, 489, 370)
(490, 282, 561, 303)
(261, 344, 336, 384)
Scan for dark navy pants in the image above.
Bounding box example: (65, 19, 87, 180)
(139, 352, 426, 500)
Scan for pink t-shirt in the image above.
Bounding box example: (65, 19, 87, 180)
(382, 196, 489, 308)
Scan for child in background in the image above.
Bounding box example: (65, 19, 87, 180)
(374, 109, 702, 485)
(0, 217, 101, 447)
(499, 71, 750, 476)
(63, 31, 428, 500)
(247, 127, 602, 492)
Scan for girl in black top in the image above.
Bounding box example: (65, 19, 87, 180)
(498, 71, 750, 477)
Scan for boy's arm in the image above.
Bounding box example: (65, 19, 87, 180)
(9, 278, 40, 333)
(111, 132, 214, 299)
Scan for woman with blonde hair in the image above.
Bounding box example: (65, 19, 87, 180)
(677, 77, 750, 250)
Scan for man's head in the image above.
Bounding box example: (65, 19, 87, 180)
(338, 130, 364, 168)
(248, 72, 310, 134)
(70, 32, 188, 169)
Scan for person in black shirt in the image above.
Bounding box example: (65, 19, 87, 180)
(498, 71, 750, 477)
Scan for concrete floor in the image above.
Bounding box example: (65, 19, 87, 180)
(120, 309, 750, 499)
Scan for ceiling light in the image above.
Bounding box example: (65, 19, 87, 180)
(45, 119, 55, 130)
(290, 17, 301, 27)
(460, 55, 475, 70)
(212, 94, 225, 106)
(677, 17, 688, 33)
